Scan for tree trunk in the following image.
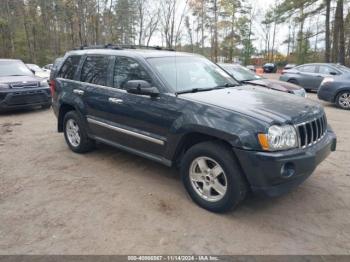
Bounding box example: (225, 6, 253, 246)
(332, 0, 341, 62)
(325, 0, 331, 62)
(213, 0, 218, 63)
(338, 0, 345, 64)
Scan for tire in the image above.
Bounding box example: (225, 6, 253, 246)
(63, 111, 95, 153)
(336, 91, 350, 110)
(180, 141, 247, 213)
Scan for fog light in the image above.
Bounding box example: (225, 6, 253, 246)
(281, 163, 296, 178)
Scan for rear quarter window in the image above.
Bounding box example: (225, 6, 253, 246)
(57, 56, 82, 80)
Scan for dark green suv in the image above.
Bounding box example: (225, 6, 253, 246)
(51, 46, 337, 213)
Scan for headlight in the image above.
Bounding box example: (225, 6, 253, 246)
(321, 77, 334, 86)
(258, 125, 298, 151)
(40, 80, 49, 87)
(293, 88, 307, 98)
(0, 83, 9, 89)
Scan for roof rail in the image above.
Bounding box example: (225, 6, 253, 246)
(74, 44, 176, 52)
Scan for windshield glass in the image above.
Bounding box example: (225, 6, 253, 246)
(0, 61, 34, 77)
(147, 56, 238, 93)
(221, 65, 261, 81)
(26, 64, 44, 72)
(335, 64, 350, 73)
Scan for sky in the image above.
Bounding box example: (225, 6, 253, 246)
(181, 0, 289, 54)
(147, 0, 323, 55)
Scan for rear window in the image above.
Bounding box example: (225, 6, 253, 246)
(80, 56, 110, 86)
(57, 56, 81, 80)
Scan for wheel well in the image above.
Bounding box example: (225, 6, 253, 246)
(58, 104, 75, 132)
(173, 132, 233, 165)
(288, 78, 298, 84)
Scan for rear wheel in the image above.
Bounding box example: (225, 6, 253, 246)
(336, 91, 350, 110)
(63, 111, 95, 153)
(181, 141, 247, 213)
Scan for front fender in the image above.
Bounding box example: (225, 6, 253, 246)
(164, 111, 267, 160)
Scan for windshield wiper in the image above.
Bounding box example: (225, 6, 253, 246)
(176, 84, 237, 95)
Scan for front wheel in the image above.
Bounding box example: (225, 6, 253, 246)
(63, 111, 95, 153)
(181, 141, 247, 213)
(336, 91, 350, 110)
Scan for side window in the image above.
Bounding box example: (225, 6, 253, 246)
(80, 56, 110, 86)
(113, 57, 152, 89)
(57, 56, 81, 79)
(298, 65, 316, 73)
(319, 66, 338, 75)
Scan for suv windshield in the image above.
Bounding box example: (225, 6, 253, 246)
(147, 56, 238, 93)
(0, 60, 34, 77)
(220, 65, 261, 82)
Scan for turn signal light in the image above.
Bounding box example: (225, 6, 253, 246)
(258, 134, 269, 151)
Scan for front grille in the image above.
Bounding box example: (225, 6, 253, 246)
(295, 114, 327, 148)
(7, 92, 47, 105)
(10, 81, 39, 88)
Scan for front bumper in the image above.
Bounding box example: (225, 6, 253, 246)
(318, 85, 336, 102)
(0, 87, 51, 111)
(234, 130, 337, 197)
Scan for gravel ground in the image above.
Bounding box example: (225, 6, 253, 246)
(0, 86, 349, 254)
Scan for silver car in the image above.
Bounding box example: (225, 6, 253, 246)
(280, 63, 349, 91)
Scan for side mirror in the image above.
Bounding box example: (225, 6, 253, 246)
(125, 80, 159, 97)
(330, 72, 338, 76)
(30, 69, 36, 74)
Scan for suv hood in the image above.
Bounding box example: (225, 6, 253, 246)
(247, 79, 302, 92)
(181, 85, 323, 124)
(0, 75, 42, 88)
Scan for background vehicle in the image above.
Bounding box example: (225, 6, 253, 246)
(284, 64, 297, 70)
(280, 63, 350, 92)
(0, 59, 51, 111)
(219, 63, 306, 97)
(263, 63, 277, 73)
(26, 63, 50, 79)
(43, 64, 53, 71)
(246, 65, 256, 72)
(318, 71, 350, 110)
(52, 46, 336, 213)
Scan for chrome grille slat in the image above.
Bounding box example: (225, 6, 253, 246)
(295, 114, 327, 148)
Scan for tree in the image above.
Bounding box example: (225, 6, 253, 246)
(325, 0, 331, 62)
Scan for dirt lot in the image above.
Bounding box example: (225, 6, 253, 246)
(0, 86, 350, 254)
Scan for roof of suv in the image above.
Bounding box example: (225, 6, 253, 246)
(65, 48, 199, 59)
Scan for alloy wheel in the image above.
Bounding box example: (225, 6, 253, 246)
(66, 119, 81, 147)
(189, 157, 228, 202)
(339, 93, 350, 109)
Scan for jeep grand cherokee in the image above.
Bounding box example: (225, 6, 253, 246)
(51, 46, 337, 213)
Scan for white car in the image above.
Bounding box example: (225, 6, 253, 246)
(26, 64, 50, 79)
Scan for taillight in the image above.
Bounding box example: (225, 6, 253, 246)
(49, 80, 56, 96)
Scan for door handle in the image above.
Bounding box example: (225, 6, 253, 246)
(73, 89, 84, 95)
(108, 98, 124, 104)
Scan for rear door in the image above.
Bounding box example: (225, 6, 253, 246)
(296, 65, 320, 90)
